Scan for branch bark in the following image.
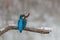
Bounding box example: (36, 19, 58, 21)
(0, 26, 51, 36)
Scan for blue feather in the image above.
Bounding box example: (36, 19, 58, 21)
(18, 15, 27, 33)
(18, 18, 23, 33)
(22, 19, 27, 29)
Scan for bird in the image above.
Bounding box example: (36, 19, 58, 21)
(18, 13, 30, 33)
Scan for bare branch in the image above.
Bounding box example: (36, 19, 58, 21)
(0, 26, 51, 36)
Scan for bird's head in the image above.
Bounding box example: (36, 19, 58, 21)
(20, 14, 25, 19)
(20, 12, 30, 19)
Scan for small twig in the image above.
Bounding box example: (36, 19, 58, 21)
(0, 26, 51, 36)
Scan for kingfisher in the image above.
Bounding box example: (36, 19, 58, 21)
(18, 12, 30, 33)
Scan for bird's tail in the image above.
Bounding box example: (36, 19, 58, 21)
(18, 27, 22, 33)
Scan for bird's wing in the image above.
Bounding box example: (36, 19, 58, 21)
(18, 18, 23, 32)
(23, 19, 27, 29)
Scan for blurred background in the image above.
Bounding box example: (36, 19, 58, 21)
(0, 0, 60, 40)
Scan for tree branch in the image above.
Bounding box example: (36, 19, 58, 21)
(0, 26, 51, 36)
